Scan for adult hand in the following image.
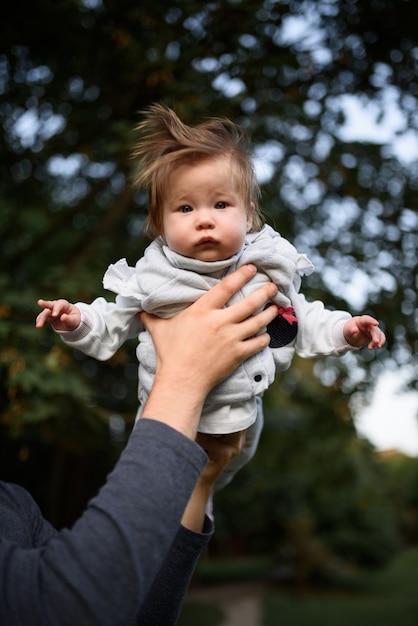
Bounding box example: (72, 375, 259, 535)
(140, 264, 278, 438)
(182, 431, 246, 532)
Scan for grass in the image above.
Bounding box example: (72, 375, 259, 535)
(179, 548, 418, 626)
(264, 548, 418, 626)
(193, 557, 271, 584)
(179, 602, 224, 626)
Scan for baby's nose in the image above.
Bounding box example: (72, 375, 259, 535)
(196, 209, 215, 228)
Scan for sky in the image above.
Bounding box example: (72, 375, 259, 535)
(354, 368, 418, 457)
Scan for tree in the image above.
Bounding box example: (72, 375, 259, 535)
(1, 0, 416, 551)
(212, 359, 401, 575)
(383, 452, 418, 544)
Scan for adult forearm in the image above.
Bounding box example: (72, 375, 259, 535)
(136, 519, 213, 625)
(141, 374, 206, 440)
(0, 420, 207, 626)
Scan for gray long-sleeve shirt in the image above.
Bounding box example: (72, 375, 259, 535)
(0, 419, 211, 625)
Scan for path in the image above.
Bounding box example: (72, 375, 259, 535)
(185, 582, 265, 626)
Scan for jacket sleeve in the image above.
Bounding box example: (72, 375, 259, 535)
(292, 289, 353, 358)
(58, 296, 143, 360)
(0, 420, 207, 626)
(58, 258, 145, 360)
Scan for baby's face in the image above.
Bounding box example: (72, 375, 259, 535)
(161, 156, 252, 262)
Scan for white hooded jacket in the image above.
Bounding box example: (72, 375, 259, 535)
(59, 225, 352, 433)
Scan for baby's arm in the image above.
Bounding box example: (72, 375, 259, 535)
(289, 291, 385, 358)
(343, 315, 386, 350)
(37, 296, 142, 361)
(36, 299, 81, 332)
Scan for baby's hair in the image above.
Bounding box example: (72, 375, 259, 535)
(131, 103, 264, 238)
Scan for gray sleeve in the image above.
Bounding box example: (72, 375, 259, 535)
(0, 420, 207, 626)
(0, 482, 57, 549)
(137, 518, 213, 625)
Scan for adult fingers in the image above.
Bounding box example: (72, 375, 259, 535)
(233, 301, 278, 341)
(226, 280, 278, 324)
(195, 264, 264, 311)
(197, 430, 246, 456)
(196, 431, 247, 478)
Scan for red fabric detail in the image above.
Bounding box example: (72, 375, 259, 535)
(275, 306, 298, 325)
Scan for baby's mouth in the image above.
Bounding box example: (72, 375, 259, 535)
(197, 236, 217, 245)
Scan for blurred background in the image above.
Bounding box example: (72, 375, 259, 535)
(1, 1, 417, 623)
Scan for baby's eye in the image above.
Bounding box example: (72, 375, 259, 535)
(215, 201, 227, 209)
(179, 205, 193, 213)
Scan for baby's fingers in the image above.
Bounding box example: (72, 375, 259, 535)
(35, 308, 52, 328)
(36, 298, 74, 329)
(38, 299, 69, 317)
(367, 325, 386, 350)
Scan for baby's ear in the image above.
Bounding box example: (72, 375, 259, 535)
(246, 202, 255, 232)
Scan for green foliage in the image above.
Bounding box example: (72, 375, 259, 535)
(382, 453, 418, 543)
(212, 361, 401, 574)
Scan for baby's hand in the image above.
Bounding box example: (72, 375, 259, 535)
(343, 315, 386, 350)
(36, 299, 81, 332)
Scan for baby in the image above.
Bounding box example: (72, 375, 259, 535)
(36, 104, 386, 489)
